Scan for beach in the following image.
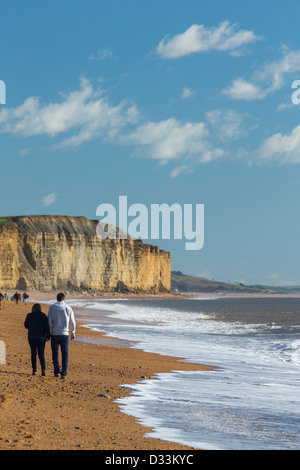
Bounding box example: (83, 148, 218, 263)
(0, 296, 211, 450)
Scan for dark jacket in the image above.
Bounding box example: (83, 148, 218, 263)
(24, 311, 50, 340)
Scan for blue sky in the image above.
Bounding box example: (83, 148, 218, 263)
(1, 0, 300, 285)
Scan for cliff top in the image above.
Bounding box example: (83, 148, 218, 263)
(0, 215, 128, 239)
(0, 215, 171, 255)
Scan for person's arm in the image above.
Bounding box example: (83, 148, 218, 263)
(68, 306, 76, 340)
(43, 313, 51, 340)
(24, 314, 30, 329)
(48, 307, 52, 334)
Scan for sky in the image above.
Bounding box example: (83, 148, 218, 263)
(1, 0, 300, 286)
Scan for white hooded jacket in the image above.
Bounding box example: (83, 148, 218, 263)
(48, 301, 76, 336)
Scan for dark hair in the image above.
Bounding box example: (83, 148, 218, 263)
(57, 292, 65, 302)
(32, 303, 41, 313)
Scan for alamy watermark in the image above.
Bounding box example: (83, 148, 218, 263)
(291, 80, 300, 104)
(96, 196, 204, 251)
(0, 80, 6, 105)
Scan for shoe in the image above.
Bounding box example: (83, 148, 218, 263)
(42, 370, 46, 377)
(32, 372, 37, 376)
(61, 374, 67, 379)
(54, 373, 61, 377)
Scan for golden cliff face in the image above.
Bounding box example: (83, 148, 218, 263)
(0, 216, 171, 293)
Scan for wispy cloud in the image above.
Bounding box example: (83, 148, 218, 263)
(121, 117, 224, 166)
(222, 78, 266, 100)
(170, 165, 193, 178)
(257, 124, 300, 164)
(223, 49, 300, 100)
(157, 21, 262, 59)
(0, 78, 139, 148)
(42, 192, 56, 207)
(0, 77, 256, 176)
(206, 109, 252, 141)
(260, 272, 298, 286)
(182, 86, 195, 100)
(88, 48, 112, 60)
(19, 147, 33, 157)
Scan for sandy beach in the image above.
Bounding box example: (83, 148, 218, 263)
(0, 296, 212, 450)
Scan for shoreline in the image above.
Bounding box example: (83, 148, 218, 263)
(17, 289, 300, 302)
(0, 297, 213, 450)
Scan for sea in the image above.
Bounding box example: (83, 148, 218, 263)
(65, 296, 300, 450)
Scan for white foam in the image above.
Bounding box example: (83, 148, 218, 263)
(68, 298, 300, 449)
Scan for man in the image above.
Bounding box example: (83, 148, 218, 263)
(48, 293, 76, 378)
(13, 292, 20, 304)
(23, 291, 29, 305)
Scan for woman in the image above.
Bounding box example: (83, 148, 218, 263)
(24, 304, 50, 376)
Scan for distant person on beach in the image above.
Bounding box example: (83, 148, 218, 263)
(0, 292, 4, 310)
(48, 293, 76, 378)
(13, 292, 20, 304)
(24, 304, 50, 376)
(23, 292, 29, 305)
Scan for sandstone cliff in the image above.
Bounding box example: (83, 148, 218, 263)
(0, 216, 171, 293)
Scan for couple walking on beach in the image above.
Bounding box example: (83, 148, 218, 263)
(24, 293, 76, 378)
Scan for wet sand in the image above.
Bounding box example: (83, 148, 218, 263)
(0, 298, 212, 450)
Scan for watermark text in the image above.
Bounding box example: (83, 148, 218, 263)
(96, 196, 204, 251)
(0, 80, 6, 105)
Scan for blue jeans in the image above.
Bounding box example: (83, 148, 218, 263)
(28, 337, 46, 373)
(51, 335, 69, 376)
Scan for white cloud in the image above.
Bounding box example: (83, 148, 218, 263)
(223, 49, 300, 100)
(42, 193, 56, 207)
(88, 49, 112, 60)
(222, 78, 266, 100)
(182, 86, 195, 99)
(121, 118, 224, 166)
(0, 78, 139, 148)
(157, 21, 262, 59)
(0, 77, 254, 176)
(170, 165, 193, 178)
(260, 272, 297, 286)
(277, 101, 295, 111)
(19, 147, 33, 157)
(206, 109, 250, 140)
(254, 49, 300, 92)
(257, 124, 300, 163)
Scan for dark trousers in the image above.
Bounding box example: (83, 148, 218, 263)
(28, 337, 46, 373)
(51, 335, 69, 376)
